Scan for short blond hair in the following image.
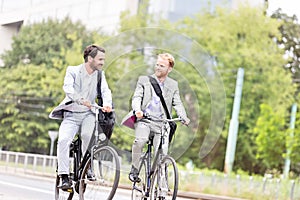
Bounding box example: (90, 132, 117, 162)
(158, 53, 175, 68)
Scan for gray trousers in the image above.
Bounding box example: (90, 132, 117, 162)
(57, 111, 95, 175)
(131, 120, 169, 169)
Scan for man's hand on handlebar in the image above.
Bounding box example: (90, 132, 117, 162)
(135, 110, 144, 119)
(182, 118, 190, 126)
(79, 100, 112, 113)
(140, 112, 190, 126)
(81, 100, 92, 109)
(102, 106, 112, 113)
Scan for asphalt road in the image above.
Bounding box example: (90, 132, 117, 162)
(0, 172, 192, 200)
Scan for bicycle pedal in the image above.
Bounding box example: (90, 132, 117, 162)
(61, 187, 73, 193)
(66, 188, 74, 193)
(58, 184, 73, 192)
(134, 177, 141, 183)
(129, 175, 141, 183)
(98, 178, 105, 184)
(160, 187, 168, 192)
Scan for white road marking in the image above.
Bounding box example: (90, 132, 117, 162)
(0, 180, 52, 194)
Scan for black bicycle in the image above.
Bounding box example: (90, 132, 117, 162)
(131, 115, 182, 200)
(55, 105, 120, 200)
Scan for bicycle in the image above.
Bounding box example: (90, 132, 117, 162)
(131, 114, 182, 200)
(55, 104, 120, 200)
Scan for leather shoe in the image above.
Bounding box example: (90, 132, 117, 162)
(87, 168, 96, 181)
(129, 166, 140, 182)
(58, 174, 72, 190)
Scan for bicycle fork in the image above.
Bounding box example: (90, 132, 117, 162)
(145, 143, 152, 197)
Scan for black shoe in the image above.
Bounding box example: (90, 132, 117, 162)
(58, 174, 72, 190)
(87, 168, 96, 181)
(129, 166, 141, 182)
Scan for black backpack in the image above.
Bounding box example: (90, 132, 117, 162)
(97, 71, 115, 140)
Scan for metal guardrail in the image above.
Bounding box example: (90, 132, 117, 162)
(0, 150, 57, 177)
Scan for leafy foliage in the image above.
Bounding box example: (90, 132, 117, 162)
(0, 3, 299, 177)
(271, 9, 300, 92)
(0, 18, 102, 153)
(176, 5, 296, 173)
(0, 64, 57, 153)
(254, 104, 286, 169)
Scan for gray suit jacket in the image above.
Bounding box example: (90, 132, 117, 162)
(131, 74, 189, 123)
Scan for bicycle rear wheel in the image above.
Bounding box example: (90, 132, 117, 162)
(150, 155, 178, 200)
(79, 146, 120, 200)
(55, 175, 74, 200)
(131, 160, 147, 200)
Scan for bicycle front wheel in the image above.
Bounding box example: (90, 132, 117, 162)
(150, 155, 178, 200)
(79, 146, 120, 200)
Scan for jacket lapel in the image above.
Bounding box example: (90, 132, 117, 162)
(75, 64, 84, 91)
(162, 77, 171, 98)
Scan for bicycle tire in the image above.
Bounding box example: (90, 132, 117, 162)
(149, 155, 178, 200)
(131, 159, 148, 200)
(55, 175, 74, 200)
(79, 145, 120, 200)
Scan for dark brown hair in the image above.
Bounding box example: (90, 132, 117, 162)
(83, 45, 105, 62)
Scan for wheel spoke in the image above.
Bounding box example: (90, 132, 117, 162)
(150, 156, 178, 200)
(131, 160, 148, 200)
(79, 146, 120, 200)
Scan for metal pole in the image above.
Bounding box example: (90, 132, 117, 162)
(50, 139, 54, 156)
(283, 103, 297, 178)
(48, 131, 58, 156)
(224, 68, 244, 174)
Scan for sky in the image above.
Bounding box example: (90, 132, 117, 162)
(268, 0, 300, 19)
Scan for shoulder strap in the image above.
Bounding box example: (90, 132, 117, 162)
(148, 76, 171, 119)
(97, 70, 103, 106)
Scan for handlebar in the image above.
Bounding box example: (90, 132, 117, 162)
(143, 113, 184, 123)
(64, 101, 114, 112)
(90, 104, 114, 112)
(90, 104, 103, 109)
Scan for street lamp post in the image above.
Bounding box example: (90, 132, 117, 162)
(48, 130, 58, 156)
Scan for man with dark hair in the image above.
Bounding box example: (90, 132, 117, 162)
(49, 44, 112, 189)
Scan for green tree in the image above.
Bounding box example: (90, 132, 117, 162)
(1, 3, 298, 176)
(106, 9, 204, 164)
(108, 4, 297, 173)
(176, 5, 296, 173)
(0, 64, 58, 153)
(0, 17, 103, 153)
(254, 104, 286, 170)
(271, 9, 300, 92)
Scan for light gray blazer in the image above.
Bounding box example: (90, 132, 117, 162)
(132, 74, 189, 123)
(49, 64, 112, 120)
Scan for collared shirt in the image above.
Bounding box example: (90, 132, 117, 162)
(144, 82, 164, 118)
